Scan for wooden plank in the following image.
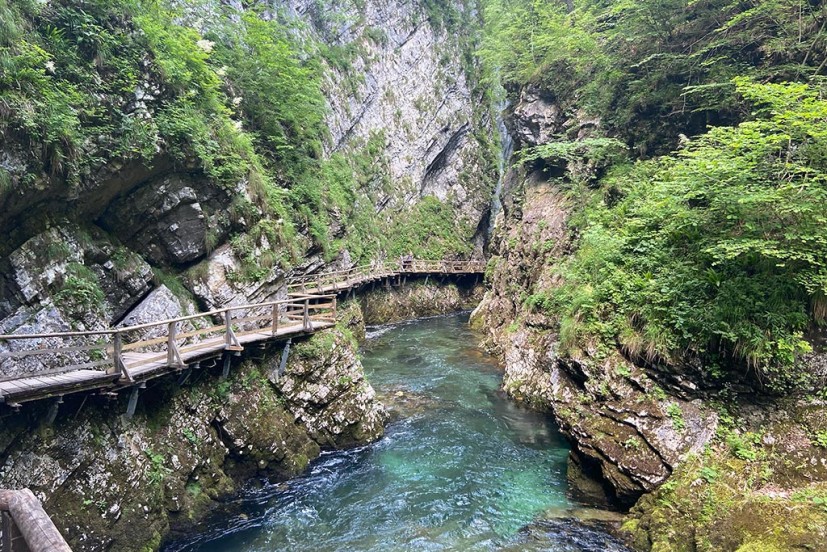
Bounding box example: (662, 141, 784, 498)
(0, 371, 118, 403)
(0, 380, 32, 392)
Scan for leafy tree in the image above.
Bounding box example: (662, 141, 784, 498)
(481, 0, 827, 153)
(543, 80, 827, 391)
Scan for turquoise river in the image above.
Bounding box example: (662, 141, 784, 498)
(166, 313, 629, 551)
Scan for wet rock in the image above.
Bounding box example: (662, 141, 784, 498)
(274, 329, 388, 448)
(505, 517, 632, 552)
(359, 279, 484, 325)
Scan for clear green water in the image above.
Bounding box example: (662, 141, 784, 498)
(168, 313, 629, 552)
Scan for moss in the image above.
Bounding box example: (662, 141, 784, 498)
(625, 409, 827, 551)
(294, 331, 337, 360)
(140, 531, 163, 552)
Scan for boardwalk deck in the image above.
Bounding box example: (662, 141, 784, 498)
(0, 259, 483, 407)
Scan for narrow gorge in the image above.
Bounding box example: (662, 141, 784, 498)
(1, 0, 827, 550)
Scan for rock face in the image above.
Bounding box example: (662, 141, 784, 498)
(475, 174, 718, 506)
(276, 0, 493, 224)
(274, 331, 387, 447)
(100, 174, 231, 267)
(358, 277, 485, 325)
(0, 224, 161, 379)
(624, 399, 827, 551)
(0, 327, 385, 552)
(509, 84, 601, 150)
(511, 86, 565, 148)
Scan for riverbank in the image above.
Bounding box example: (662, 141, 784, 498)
(164, 313, 630, 551)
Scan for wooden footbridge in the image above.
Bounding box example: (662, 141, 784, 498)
(0, 259, 484, 410)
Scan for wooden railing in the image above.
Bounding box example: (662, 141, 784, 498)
(0, 295, 336, 387)
(0, 257, 482, 404)
(0, 490, 71, 552)
(287, 259, 485, 294)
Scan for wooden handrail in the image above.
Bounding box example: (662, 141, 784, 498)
(1, 489, 71, 552)
(0, 258, 483, 396)
(0, 294, 335, 341)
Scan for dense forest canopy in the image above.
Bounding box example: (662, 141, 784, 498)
(482, 0, 827, 389)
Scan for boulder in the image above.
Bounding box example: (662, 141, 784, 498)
(100, 174, 228, 267)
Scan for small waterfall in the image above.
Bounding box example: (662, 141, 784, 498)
(487, 100, 514, 237)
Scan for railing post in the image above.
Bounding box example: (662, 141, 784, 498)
(2, 510, 14, 552)
(303, 299, 310, 331)
(111, 332, 123, 376)
(167, 321, 177, 367)
(224, 310, 232, 347)
(271, 304, 279, 336)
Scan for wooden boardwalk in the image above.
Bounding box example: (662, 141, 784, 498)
(0, 259, 484, 408)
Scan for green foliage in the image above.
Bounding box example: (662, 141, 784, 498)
(699, 466, 719, 484)
(622, 436, 641, 450)
(666, 403, 686, 431)
(541, 80, 827, 391)
(211, 12, 326, 177)
(480, 0, 607, 104)
(421, 0, 464, 31)
(726, 431, 761, 461)
(386, 196, 474, 259)
(55, 262, 105, 315)
(481, 0, 827, 153)
(151, 267, 195, 307)
(144, 449, 172, 485)
(296, 331, 336, 360)
(181, 428, 200, 446)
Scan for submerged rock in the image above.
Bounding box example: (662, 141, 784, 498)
(505, 517, 632, 552)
